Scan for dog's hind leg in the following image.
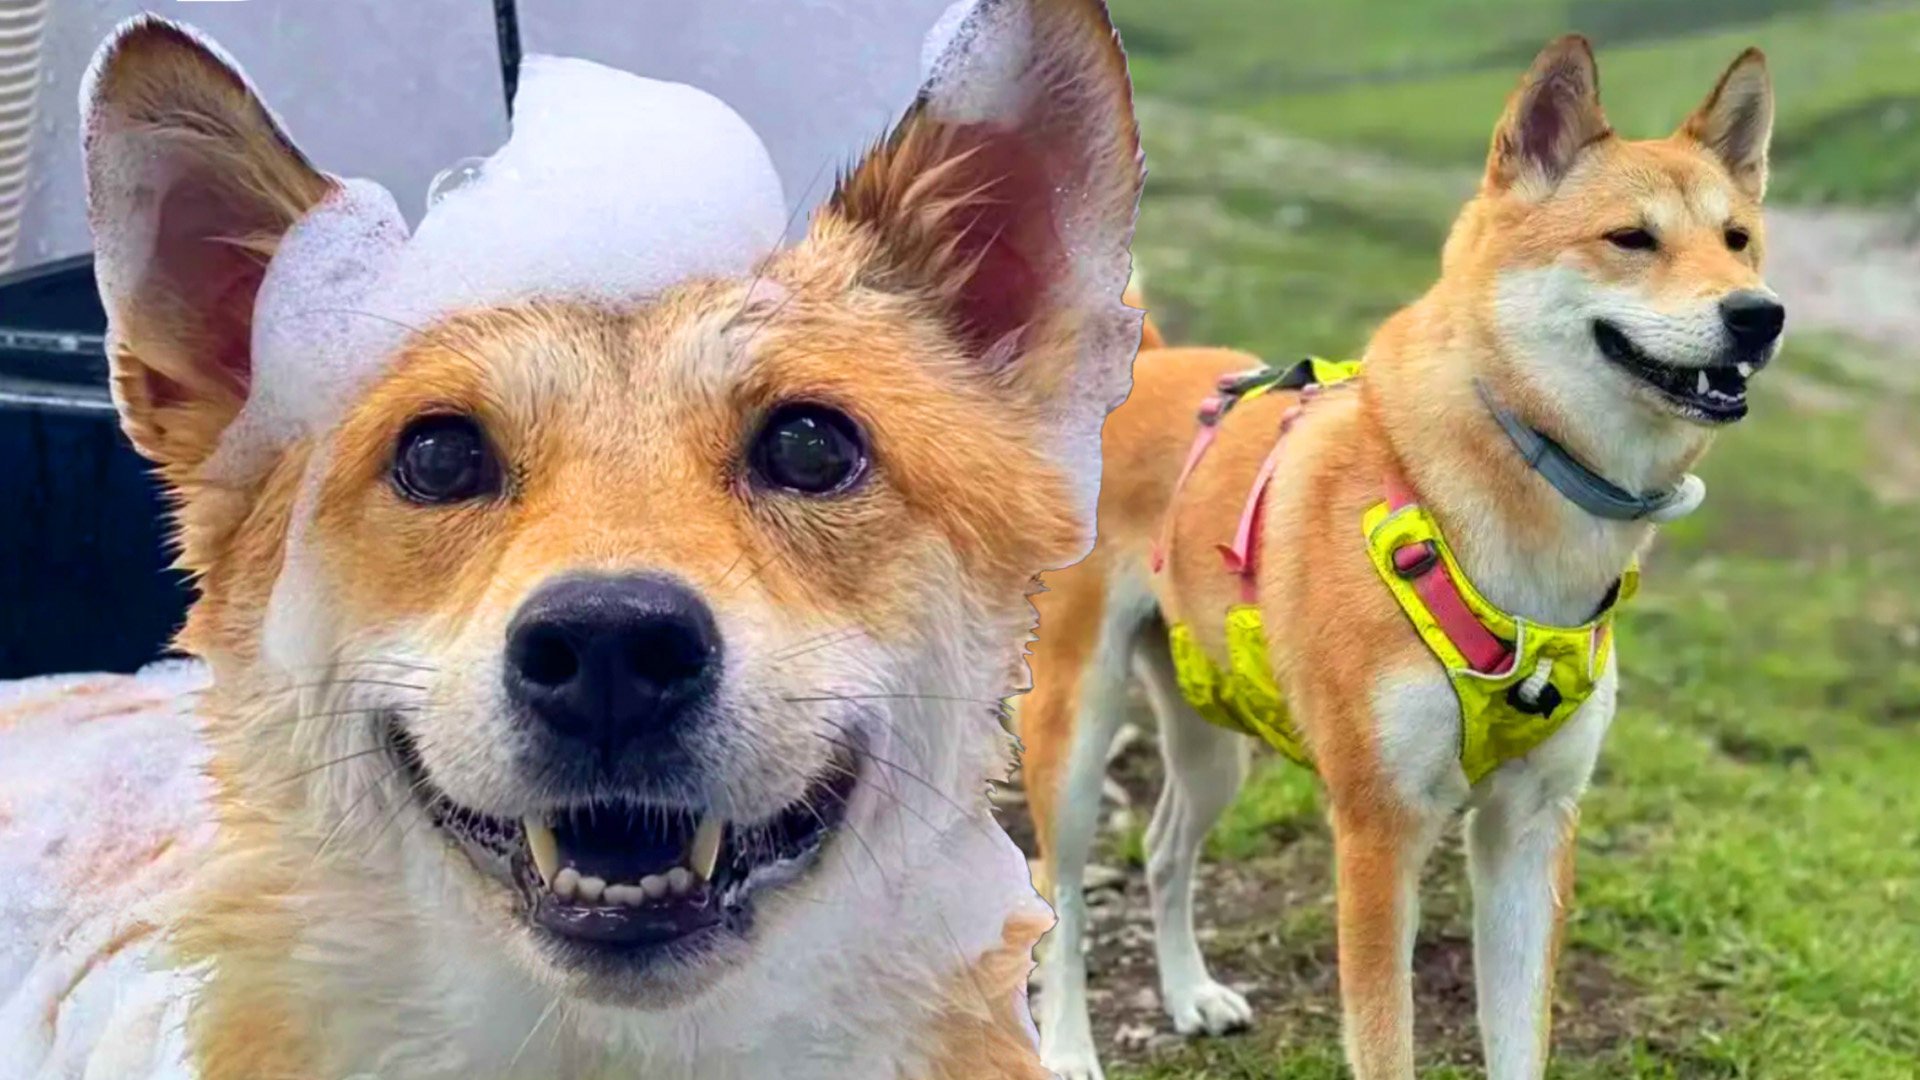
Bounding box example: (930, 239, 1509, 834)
(1032, 574, 1151, 1080)
(1133, 626, 1253, 1038)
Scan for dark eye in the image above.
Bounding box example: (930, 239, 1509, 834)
(392, 415, 500, 504)
(1605, 228, 1657, 251)
(749, 404, 868, 495)
(1725, 226, 1751, 252)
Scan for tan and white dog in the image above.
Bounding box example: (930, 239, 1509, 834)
(1, 2, 1146, 1077)
(1020, 37, 1781, 1079)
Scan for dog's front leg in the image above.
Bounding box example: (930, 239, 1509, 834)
(1330, 803, 1441, 1080)
(1467, 790, 1580, 1079)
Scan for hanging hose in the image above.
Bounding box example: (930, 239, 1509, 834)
(0, 0, 48, 274)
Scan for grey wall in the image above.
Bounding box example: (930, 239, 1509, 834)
(14, 0, 953, 266)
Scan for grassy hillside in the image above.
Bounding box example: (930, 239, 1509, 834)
(1030, 2, 1920, 1076)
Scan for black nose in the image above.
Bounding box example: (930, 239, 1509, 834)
(505, 574, 722, 753)
(1720, 290, 1785, 350)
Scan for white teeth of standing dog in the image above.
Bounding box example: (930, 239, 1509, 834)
(1697, 371, 1711, 395)
(688, 815, 723, 882)
(1737, 361, 1754, 378)
(553, 867, 580, 901)
(524, 819, 559, 887)
(575, 874, 606, 903)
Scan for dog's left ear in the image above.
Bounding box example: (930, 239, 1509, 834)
(1679, 48, 1773, 201)
(821, 0, 1143, 439)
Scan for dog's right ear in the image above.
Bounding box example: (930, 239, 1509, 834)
(1484, 35, 1612, 198)
(83, 18, 335, 472)
(820, 1, 1141, 415)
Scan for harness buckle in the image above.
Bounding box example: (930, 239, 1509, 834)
(1506, 680, 1564, 716)
(1391, 541, 1439, 580)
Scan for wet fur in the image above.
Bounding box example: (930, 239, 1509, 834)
(78, 4, 1141, 1077)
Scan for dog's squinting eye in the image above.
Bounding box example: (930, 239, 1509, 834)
(392, 415, 501, 504)
(749, 405, 868, 495)
(1605, 228, 1657, 252)
(1725, 226, 1751, 252)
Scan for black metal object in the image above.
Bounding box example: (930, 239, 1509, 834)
(0, 256, 191, 678)
(494, 0, 523, 118)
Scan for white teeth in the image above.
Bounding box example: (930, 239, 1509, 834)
(1737, 362, 1754, 378)
(553, 867, 580, 901)
(576, 875, 606, 903)
(687, 815, 724, 881)
(640, 874, 670, 900)
(524, 819, 559, 886)
(1697, 371, 1711, 395)
(667, 867, 694, 895)
(605, 884, 645, 906)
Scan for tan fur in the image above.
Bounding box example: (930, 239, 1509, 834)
(916, 912, 1055, 1080)
(79, 3, 1146, 1076)
(1026, 37, 1777, 1079)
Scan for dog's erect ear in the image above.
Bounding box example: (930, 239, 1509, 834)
(1678, 48, 1773, 201)
(83, 18, 335, 471)
(823, 0, 1143, 416)
(1485, 35, 1611, 197)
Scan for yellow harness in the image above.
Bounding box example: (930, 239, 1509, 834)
(1160, 360, 1636, 783)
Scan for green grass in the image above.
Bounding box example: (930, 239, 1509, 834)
(1094, 1, 1920, 1075)
(1117, 0, 1920, 206)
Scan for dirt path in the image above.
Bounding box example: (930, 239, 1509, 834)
(1767, 205, 1920, 373)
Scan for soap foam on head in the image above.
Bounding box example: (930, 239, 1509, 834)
(209, 55, 788, 483)
(382, 56, 788, 327)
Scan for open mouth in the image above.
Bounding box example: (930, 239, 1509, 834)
(386, 723, 859, 954)
(1592, 320, 1751, 423)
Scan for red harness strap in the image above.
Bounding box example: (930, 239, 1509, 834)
(1382, 472, 1515, 675)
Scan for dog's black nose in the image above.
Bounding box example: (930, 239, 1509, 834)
(1720, 290, 1785, 350)
(505, 574, 722, 752)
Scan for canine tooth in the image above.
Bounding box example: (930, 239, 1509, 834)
(525, 820, 559, 886)
(577, 875, 606, 903)
(687, 816, 724, 881)
(1737, 362, 1754, 378)
(641, 874, 671, 900)
(1697, 371, 1711, 395)
(666, 867, 694, 895)
(553, 867, 581, 901)
(605, 884, 644, 906)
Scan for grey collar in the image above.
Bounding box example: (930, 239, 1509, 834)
(1474, 380, 1704, 523)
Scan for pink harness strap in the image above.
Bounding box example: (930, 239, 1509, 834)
(1214, 386, 1320, 603)
(1383, 473, 1515, 675)
(1151, 413, 1222, 573)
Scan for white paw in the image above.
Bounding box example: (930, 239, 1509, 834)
(1039, 1042, 1106, 1080)
(1166, 979, 1254, 1037)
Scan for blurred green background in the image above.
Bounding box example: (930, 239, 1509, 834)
(1048, 1, 1920, 1076)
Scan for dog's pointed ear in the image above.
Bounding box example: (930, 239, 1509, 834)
(1678, 48, 1773, 201)
(1485, 35, 1611, 197)
(83, 18, 335, 471)
(820, 0, 1143, 413)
